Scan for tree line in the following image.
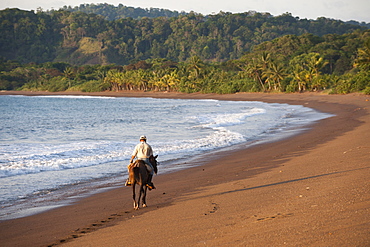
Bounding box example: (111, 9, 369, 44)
(55, 3, 186, 20)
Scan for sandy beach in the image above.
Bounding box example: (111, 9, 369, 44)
(0, 91, 369, 247)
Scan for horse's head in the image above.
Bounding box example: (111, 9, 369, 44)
(150, 155, 159, 174)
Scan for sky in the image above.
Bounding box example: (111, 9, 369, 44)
(1, 0, 369, 23)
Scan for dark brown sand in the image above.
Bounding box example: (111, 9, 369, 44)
(0, 91, 369, 247)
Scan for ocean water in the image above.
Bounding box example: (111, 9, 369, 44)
(0, 95, 333, 220)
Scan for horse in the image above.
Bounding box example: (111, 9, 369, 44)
(128, 155, 158, 210)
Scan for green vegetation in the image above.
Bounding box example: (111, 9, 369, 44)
(0, 6, 369, 94)
(56, 3, 186, 20)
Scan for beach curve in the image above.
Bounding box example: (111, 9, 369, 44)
(0, 91, 369, 247)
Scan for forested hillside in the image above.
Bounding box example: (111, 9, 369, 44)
(0, 8, 367, 65)
(59, 3, 370, 27)
(0, 6, 369, 94)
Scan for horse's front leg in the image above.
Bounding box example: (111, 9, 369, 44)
(132, 184, 139, 210)
(142, 186, 148, 207)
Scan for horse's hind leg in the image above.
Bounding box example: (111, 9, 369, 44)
(134, 185, 144, 210)
(136, 185, 145, 209)
(142, 186, 148, 207)
(133, 184, 139, 210)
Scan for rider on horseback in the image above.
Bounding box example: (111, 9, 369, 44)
(125, 135, 156, 189)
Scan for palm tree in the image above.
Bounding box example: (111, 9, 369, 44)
(136, 70, 148, 91)
(104, 69, 122, 91)
(291, 64, 307, 92)
(160, 71, 180, 91)
(260, 52, 272, 90)
(187, 56, 203, 79)
(303, 53, 328, 91)
(63, 67, 74, 88)
(262, 61, 286, 91)
(307, 53, 328, 78)
(289, 53, 328, 92)
(354, 39, 370, 68)
(245, 59, 265, 91)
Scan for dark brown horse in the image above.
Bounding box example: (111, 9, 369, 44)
(129, 155, 158, 210)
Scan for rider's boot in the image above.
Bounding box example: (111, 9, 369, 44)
(125, 178, 131, 186)
(146, 175, 156, 190)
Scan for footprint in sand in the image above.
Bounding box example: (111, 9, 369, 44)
(255, 213, 294, 222)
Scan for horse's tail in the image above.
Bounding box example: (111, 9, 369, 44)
(132, 166, 141, 184)
(129, 166, 136, 184)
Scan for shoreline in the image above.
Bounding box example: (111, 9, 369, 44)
(0, 91, 369, 246)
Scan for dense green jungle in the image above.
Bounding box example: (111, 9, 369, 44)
(0, 4, 369, 94)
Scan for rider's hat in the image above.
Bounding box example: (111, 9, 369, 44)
(140, 135, 147, 140)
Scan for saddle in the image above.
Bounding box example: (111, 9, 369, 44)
(128, 160, 139, 168)
(128, 160, 149, 172)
